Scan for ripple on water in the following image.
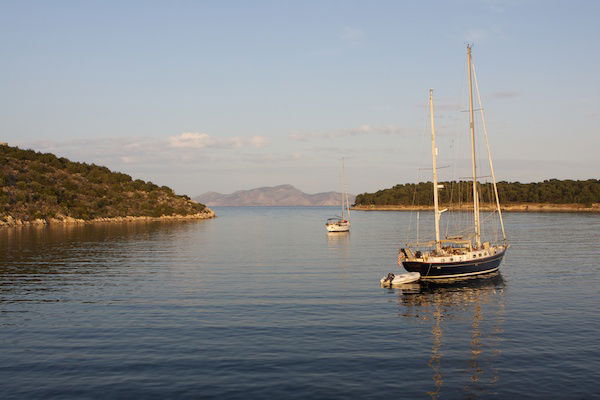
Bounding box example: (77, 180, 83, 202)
(1, 209, 599, 399)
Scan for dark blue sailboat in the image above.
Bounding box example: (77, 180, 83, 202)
(398, 45, 508, 280)
(400, 245, 507, 279)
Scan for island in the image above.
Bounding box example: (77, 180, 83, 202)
(353, 180, 600, 213)
(0, 145, 215, 227)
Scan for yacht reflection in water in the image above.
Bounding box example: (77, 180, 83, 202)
(397, 273, 506, 399)
(326, 231, 350, 244)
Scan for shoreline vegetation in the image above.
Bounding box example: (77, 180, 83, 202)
(352, 203, 600, 213)
(353, 179, 600, 213)
(1, 145, 215, 227)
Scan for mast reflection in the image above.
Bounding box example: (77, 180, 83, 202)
(326, 232, 350, 271)
(397, 273, 506, 399)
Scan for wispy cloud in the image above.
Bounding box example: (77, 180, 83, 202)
(248, 135, 269, 148)
(490, 91, 520, 99)
(120, 155, 137, 164)
(464, 28, 488, 43)
(463, 25, 506, 44)
(338, 27, 365, 46)
(18, 132, 269, 169)
(23, 137, 189, 166)
(237, 151, 313, 164)
(483, 0, 523, 14)
(28, 137, 157, 155)
(168, 132, 268, 149)
(289, 124, 405, 142)
(415, 102, 463, 112)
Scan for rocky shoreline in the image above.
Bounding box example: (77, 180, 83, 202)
(352, 203, 600, 213)
(0, 208, 216, 228)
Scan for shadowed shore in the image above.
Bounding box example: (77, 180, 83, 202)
(0, 208, 216, 227)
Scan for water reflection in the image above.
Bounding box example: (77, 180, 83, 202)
(326, 232, 350, 271)
(396, 273, 506, 399)
(0, 220, 208, 264)
(0, 220, 211, 303)
(326, 231, 350, 245)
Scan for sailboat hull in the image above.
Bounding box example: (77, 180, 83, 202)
(402, 249, 506, 279)
(326, 222, 350, 232)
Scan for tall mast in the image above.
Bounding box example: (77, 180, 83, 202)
(429, 89, 442, 254)
(343, 158, 350, 221)
(467, 45, 481, 248)
(340, 158, 344, 219)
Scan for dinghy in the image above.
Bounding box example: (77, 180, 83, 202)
(380, 272, 421, 287)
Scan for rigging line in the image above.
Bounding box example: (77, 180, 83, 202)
(457, 175, 492, 180)
(339, 157, 344, 219)
(447, 90, 464, 240)
(451, 61, 469, 238)
(484, 181, 500, 243)
(416, 211, 420, 248)
(472, 62, 507, 241)
(451, 225, 476, 238)
(406, 174, 421, 246)
(445, 141, 460, 240)
(480, 183, 499, 242)
(407, 95, 433, 246)
(445, 180, 453, 239)
(418, 165, 451, 171)
(446, 139, 455, 238)
(480, 209, 497, 223)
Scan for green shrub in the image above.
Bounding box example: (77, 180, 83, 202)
(0, 145, 207, 221)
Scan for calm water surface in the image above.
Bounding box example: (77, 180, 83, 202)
(1, 207, 599, 399)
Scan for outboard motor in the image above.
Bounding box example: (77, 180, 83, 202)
(383, 272, 395, 284)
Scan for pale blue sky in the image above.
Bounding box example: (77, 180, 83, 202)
(1, 1, 599, 196)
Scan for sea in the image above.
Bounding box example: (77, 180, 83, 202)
(1, 207, 599, 399)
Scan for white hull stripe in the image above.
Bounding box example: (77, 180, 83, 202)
(403, 251, 505, 268)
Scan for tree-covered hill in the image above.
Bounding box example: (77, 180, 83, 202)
(354, 179, 600, 207)
(0, 145, 210, 223)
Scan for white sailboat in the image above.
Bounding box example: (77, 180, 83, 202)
(326, 158, 351, 232)
(398, 45, 508, 279)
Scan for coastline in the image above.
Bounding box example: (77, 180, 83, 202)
(0, 208, 216, 228)
(351, 203, 600, 213)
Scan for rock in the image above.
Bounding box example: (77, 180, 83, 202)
(0, 208, 215, 228)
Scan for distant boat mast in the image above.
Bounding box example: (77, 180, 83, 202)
(340, 157, 350, 220)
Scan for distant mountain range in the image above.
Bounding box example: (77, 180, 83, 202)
(195, 184, 355, 206)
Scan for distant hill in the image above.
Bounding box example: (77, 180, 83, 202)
(0, 145, 213, 225)
(195, 184, 355, 206)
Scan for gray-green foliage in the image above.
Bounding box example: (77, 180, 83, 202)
(354, 179, 600, 207)
(0, 146, 206, 221)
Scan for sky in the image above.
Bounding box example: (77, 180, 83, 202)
(1, 0, 599, 196)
